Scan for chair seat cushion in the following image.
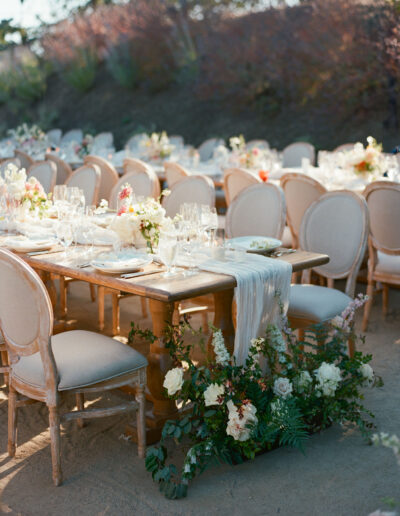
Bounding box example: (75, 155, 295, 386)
(288, 284, 352, 322)
(376, 251, 400, 276)
(13, 330, 147, 391)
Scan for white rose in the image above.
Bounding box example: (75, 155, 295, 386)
(314, 362, 341, 397)
(273, 377, 293, 399)
(360, 363, 374, 383)
(163, 367, 184, 396)
(204, 383, 225, 406)
(295, 370, 312, 393)
(226, 400, 258, 442)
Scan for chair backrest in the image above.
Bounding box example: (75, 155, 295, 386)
(226, 183, 286, 240)
(84, 155, 119, 202)
(282, 142, 315, 168)
(45, 154, 73, 185)
(46, 129, 62, 147)
(162, 175, 215, 218)
(299, 190, 369, 297)
(0, 158, 21, 176)
(223, 168, 261, 206)
(61, 129, 83, 146)
(93, 132, 114, 149)
(14, 150, 34, 170)
(27, 161, 57, 194)
(169, 135, 184, 149)
(363, 181, 400, 254)
(280, 172, 327, 248)
(0, 249, 56, 396)
(246, 139, 270, 150)
(332, 143, 355, 153)
(65, 164, 101, 206)
(109, 170, 160, 209)
(197, 138, 225, 162)
(125, 133, 147, 152)
(123, 158, 161, 198)
(164, 162, 190, 188)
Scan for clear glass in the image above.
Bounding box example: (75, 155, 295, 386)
(158, 231, 178, 278)
(56, 220, 73, 259)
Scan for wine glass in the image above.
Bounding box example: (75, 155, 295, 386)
(56, 220, 73, 259)
(158, 231, 178, 278)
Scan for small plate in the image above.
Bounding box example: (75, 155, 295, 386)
(227, 236, 282, 254)
(91, 251, 153, 274)
(3, 236, 56, 253)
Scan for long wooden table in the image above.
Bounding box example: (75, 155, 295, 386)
(18, 248, 329, 442)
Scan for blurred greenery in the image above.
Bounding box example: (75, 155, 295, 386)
(106, 42, 140, 90)
(63, 48, 97, 93)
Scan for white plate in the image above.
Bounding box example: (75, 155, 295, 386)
(91, 252, 152, 274)
(3, 236, 56, 253)
(227, 236, 282, 254)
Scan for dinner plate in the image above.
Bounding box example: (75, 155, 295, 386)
(227, 236, 282, 254)
(91, 251, 153, 274)
(2, 236, 56, 253)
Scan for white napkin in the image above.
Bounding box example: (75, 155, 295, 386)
(75, 225, 118, 246)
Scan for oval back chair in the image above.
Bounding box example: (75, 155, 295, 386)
(84, 155, 119, 203)
(0, 158, 21, 176)
(162, 175, 215, 218)
(46, 129, 62, 147)
(45, 154, 72, 185)
(282, 142, 315, 168)
(65, 164, 101, 206)
(197, 138, 225, 162)
(164, 162, 190, 188)
(61, 129, 83, 146)
(27, 161, 57, 194)
(223, 167, 262, 206)
(14, 150, 34, 170)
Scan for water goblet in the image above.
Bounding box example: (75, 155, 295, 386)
(158, 230, 178, 278)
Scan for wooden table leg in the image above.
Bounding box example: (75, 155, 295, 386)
(209, 288, 235, 355)
(126, 298, 177, 444)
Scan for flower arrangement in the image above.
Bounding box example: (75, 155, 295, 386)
(109, 184, 169, 252)
(229, 134, 272, 178)
(8, 123, 46, 147)
(341, 137, 388, 178)
(140, 131, 175, 161)
(137, 293, 382, 499)
(75, 134, 93, 159)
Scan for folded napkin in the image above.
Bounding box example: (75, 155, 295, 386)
(16, 222, 56, 240)
(75, 225, 118, 246)
(198, 253, 292, 365)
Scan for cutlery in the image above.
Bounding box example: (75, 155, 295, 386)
(121, 268, 166, 279)
(27, 249, 63, 256)
(77, 262, 91, 268)
(272, 249, 297, 257)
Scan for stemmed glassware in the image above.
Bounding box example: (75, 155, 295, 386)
(56, 216, 73, 260)
(158, 230, 178, 278)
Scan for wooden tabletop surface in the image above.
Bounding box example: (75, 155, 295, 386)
(17, 247, 329, 303)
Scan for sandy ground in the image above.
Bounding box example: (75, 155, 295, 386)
(0, 280, 399, 516)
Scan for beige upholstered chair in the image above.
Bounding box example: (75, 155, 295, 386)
(27, 161, 57, 194)
(93, 132, 114, 149)
(0, 158, 21, 176)
(225, 183, 286, 239)
(0, 249, 147, 486)
(65, 164, 101, 206)
(14, 150, 34, 170)
(287, 191, 369, 356)
(125, 133, 147, 152)
(123, 158, 161, 197)
(46, 129, 62, 147)
(197, 138, 225, 162)
(223, 167, 262, 207)
(333, 143, 355, 153)
(84, 155, 119, 203)
(162, 175, 216, 218)
(164, 162, 190, 188)
(45, 154, 73, 185)
(61, 129, 83, 146)
(280, 172, 327, 248)
(110, 170, 160, 210)
(362, 181, 400, 331)
(169, 135, 184, 148)
(246, 139, 270, 150)
(282, 142, 315, 168)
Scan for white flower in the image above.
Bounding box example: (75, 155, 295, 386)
(211, 330, 230, 366)
(226, 400, 258, 442)
(314, 362, 341, 397)
(183, 463, 191, 474)
(273, 377, 293, 399)
(204, 383, 225, 406)
(163, 367, 184, 396)
(295, 370, 312, 393)
(360, 363, 374, 384)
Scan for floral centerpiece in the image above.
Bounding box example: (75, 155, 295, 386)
(140, 132, 175, 162)
(109, 183, 170, 253)
(75, 134, 94, 159)
(341, 137, 388, 178)
(8, 123, 46, 148)
(229, 135, 271, 180)
(136, 293, 382, 499)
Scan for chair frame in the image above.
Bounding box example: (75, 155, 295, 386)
(223, 167, 262, 206)
(280, 172, 327, 248)
(27, 160, 57, 194)
(83, 155, 119, 203)
(362, 181, 400, 330)
(14, 150, 35, 170)
(122, 159, 161, 199)
(65, 163, 101, 206)
(164, 161, 190, 188)
(0, 249, 146, 486)
(282, 142, 316, 167)
(45, 153, 73, 185)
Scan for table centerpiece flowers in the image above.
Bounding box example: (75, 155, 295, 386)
(136, 293, 382, 499)
(75, 134, 94, 159)
(140, 132, 175, 162)
(341, 137, 388, 179)
(8, 123, 46, 149)
(229, 135, 273, 178)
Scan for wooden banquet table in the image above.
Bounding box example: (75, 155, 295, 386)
(17, 247, 329, 443)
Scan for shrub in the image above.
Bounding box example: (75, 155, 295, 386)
(105, 39, 140, 89)
(62, 48, 97, 93)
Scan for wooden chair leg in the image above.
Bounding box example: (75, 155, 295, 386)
(76, 393, 85, 429)
(1, 349, 9, 386)
(89, 284, 96, 303)
(382, 283, 389, 317)
(140, 297, 148, 318)
(98, 286, 105, 331)
(48, 406, 62, 486)
(135, 384, 146, 459)
(202, 311, 209, 334)
(8, 385, 17, 457)
(172, 303, 180, 326)
(348, 337, 355, 358)
(112, 293, 120, 336)
(362, 281, 374, 332)
(59, 276, 67, 316)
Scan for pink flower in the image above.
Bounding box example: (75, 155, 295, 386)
(118, 185, 132, 201)
(117, 205, 128, 216)
(25, 182, 33, 191)
(252, 148, 260, 156)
